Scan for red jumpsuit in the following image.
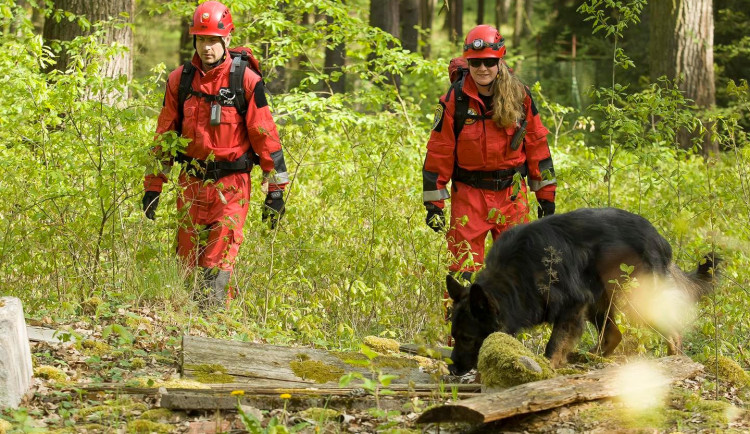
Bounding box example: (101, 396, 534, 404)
(423, 75, 556, 273)
(144, 51, 287, 271)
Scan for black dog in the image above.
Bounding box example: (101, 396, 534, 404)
(447, 207, 719, 375)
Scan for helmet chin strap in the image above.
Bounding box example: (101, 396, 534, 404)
(476, 72, 500, 90)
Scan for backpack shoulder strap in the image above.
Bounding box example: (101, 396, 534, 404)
(229, 53, 249, 116)
(229, 49, 264, 116)
(176, 62, 197, 134)
(450, 68, 470, 141)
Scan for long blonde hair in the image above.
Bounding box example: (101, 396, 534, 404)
(491, 62, 526, 128)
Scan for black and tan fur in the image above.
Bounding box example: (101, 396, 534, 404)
(447, 207, 719, 375)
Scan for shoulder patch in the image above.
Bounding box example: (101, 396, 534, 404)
(253, 80, 268, 109)
(432, 102, 445, 132)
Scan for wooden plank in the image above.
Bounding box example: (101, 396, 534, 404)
(73, 382, 481, 396)
(181, 335, 436, 386)
(417, 355, 703, 425)
(160, 392, 408, 412)
(26, 326, 76, 345)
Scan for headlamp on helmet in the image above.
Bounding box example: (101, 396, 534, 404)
(462, 25, 507, 59)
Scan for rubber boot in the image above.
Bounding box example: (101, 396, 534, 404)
(201, 267, 231, 309)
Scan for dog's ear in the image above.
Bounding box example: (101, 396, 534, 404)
(469, 283, 499, 320)
(446, 274, 469, 301)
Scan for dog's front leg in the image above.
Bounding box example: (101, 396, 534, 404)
(590, 311, 622, 356)
(546, 306, 587, 369)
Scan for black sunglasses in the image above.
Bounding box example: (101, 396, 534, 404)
(468, 58, 499, 68)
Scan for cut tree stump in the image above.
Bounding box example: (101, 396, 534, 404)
(181, 335, 436, 387)
(0, 297, 33, 409)
(417, 355, 703, 425)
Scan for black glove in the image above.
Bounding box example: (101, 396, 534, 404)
(537, 199, 555, 219)
(142, 191, 160, 220)
(262, 190, 285, 229)
(425, 203, 445, 232)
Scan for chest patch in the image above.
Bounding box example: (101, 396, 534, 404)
(464, 108, 478, 125)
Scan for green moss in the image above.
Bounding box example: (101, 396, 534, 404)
(332, 350, 418, 370)
(34, 365, 67, 382)
(299, 407, 341, 421)
(81, 296, 104, 314)
(185, 363, 235, 384)
(289, 360, 344, 383)
(130, 376, 211, 389)
(333, 351, 367, 364)
(131, 357, 146, 369)
(363, 336, 400, 353)
(78, 339, 112, 357)
(477, 332, 555, 390)
(127, 419, 173, 433)
(77, 398, 148, 420)
(704, 355, 750, 388)
(579, 388, 738, 430)
(675, 388, 735, 425)
(372, 355, 419, 370)
(139, 408, 174, 422)
(49, 424, 107, 433)
(555, 367, 586, 376)
(295, 353, 311, 361)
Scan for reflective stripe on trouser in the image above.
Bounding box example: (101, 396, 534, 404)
(176, 172, 250, 271)
(446, 181, 529, 273)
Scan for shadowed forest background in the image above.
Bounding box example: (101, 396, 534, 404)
(1, 0, 749, 397)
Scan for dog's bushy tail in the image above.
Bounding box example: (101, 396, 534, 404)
(687, 253, 721, 298)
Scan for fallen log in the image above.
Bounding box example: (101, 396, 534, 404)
(181, 335, 437, 387)
(417, 355, 703, 425)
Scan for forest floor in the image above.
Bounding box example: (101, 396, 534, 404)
(3, 304, 750, 433)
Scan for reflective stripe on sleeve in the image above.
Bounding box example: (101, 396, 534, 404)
(267, 171, 289, 184)
(423, 189, 450, 202)
(529, 178, 556, 191)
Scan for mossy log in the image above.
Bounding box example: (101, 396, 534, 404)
(417, 355, 703, 425)
(181, 335, 436, 387)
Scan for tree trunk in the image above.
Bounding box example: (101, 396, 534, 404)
(496, 0, 511, 29)
(180, 0, 198, 63)
(420, 0, 435, 57)
(443, 0, 463, 42)
(513, 0, 524, 47)
(369, 0, 401, 87)
(43, 0, 134, 82)
(649, 0, 717, 155)
(324, 14, 346, 95)
(477, 0, 485, 25)
(454, 0, 464, 42)
(370, 0, 401, 38)
(523, 0, 533, 37)
(401, 0, 421, 53)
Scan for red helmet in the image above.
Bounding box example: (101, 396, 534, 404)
(463, 25, 506, 59)
(189, 1, 234, 37)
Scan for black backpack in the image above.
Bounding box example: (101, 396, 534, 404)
(174, 48, 264, 169)
(176, 48, 263, 129)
